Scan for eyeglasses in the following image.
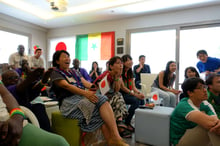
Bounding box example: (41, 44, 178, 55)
(195, 85, 208, 90)
(8, 76, 19, 80)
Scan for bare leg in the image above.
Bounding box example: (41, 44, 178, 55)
(99, 102, 129, 145)
(101, 124, 110, 141)
(99, 102, 121, 141)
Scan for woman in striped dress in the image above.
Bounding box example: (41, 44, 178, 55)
(50, 50, 128, 146)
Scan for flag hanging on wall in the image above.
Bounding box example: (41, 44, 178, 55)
(75, 31, 115, 61)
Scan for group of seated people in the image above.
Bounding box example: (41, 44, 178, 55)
(1, 50, 143, 145)
(51, 51, 146, 141)
(1, 47, 220, 146)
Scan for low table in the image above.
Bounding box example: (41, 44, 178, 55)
(135, 106, 174, 146)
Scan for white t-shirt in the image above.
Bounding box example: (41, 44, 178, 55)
(0, 96, 27, 126)
(0, 96, 9, 121)
(29, 56, 44, 68)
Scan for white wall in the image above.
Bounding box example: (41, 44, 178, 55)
(0, 14, 48, 61)
(47, 4, 220, 55)
(1, 4, 220, 65)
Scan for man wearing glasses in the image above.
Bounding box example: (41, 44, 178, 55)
(170, 77, 220, 146)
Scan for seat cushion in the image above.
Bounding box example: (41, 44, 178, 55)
(52, 111, 81, 146)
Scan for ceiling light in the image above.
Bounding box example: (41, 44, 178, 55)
(48, 0, 68, 12)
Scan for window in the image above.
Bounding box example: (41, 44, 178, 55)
(179, 26, 220, 84)
(0, 30, 28, 64)
(130, 29, 176, 74)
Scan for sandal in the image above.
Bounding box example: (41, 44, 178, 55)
(117, 120, 127, 129)
(119, 129, 132, 138)
(126, 124, 135, 132)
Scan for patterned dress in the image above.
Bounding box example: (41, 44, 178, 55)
(94, 71, 128, 121)
(50, 68, 108, 132)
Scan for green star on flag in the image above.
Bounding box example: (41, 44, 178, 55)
(91, 43, 97, 51)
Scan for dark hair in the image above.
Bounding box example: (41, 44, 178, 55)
(121, 54, 133, 79)
(35, 48, 42, 53)
(108, 56, 121, 71)
(139, 55, 145, 60)
(184, 66, 200, 78)
(181, 77, 205, 97)
(196, 50, 208, 57)
(52, 50, 70, 68)
(206, 73, 220, 86)
(163, 61, 176, 86)
(91, 61, 100, 72)
(106, 60, 109, 66)
(17, 44, 24, 50)
(2, 70, 19, 85)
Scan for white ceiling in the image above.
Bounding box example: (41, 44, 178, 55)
(0, 0, 220, 29)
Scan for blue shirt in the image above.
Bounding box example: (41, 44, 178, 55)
(133, 64, 151, 89)
(72, 67, 92, 82)
(197, 57, 220, 73)
(6, 84, 39, 109)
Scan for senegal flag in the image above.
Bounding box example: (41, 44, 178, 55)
(75, 31, 115, 61)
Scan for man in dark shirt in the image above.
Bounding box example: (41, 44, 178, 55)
(133, 55, 151, 89)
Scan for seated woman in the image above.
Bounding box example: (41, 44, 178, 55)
(50, 50, 128, 146)
(170, 77, 220, 146)
(0, 80, 69, 146)
(184, 66, 200, 79)
(120, 54, 145, 132)
(93, 56, 131, 138)
(2, 68, 53, 132)
(151, 61, 180, 107)
(89, 61, 101, 82)
(179, 66, 200, 101)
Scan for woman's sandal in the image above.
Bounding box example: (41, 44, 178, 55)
(126, 124, 135, 132)
(117, 120, 128, 129)
(119, 129, 132, 138)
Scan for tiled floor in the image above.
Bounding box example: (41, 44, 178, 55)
(124, 134, 150, 146)
(123, 118, 150, 146)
